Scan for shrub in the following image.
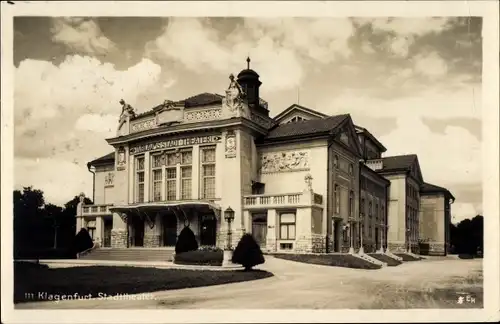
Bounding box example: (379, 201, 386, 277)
(72, 228, 94, 254)
(174, 250, 223, 266)
(231, 234, 265, 270)
(175, 226, 198, 254)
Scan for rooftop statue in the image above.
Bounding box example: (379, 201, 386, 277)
(223, 74, 245, 114)
(119, 99, 136, 118)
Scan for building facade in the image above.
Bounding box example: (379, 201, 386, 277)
(76, 61, 454, 256)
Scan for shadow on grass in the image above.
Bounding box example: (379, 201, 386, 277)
(14, 262, 273, 304)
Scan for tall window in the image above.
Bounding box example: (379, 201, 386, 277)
(349, 191, 354, 217)
(334, 184, 340, 214)
(151, 154, 163, 202)
(334, 155, 339, 169)
(280, 212, 296, 240)
(361, 198, 365, 216)
(375, 203, 379, 222)
(201, 147, 216, 199)
(349, 163, 353, 175)
(180, 150, 192, 199)
(165, 152, 177, 201)
(135, 156, 145, 203)
(368, 201, 372, 218)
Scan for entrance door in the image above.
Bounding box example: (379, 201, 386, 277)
(103, 218, 113, 247)
(252, 214, 267, 247)
(333, 220, 340, 252)
(131, 216, 144, 247)
(163, 216, 178, 247)
(375, 228, 380, 251)
(200, 214, 216, 246)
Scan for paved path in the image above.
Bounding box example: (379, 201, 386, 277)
(16, 256, 482, 309)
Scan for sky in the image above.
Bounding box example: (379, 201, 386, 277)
(13, 16, 482, 223)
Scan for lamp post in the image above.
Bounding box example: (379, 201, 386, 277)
(222, 207, 235, 267)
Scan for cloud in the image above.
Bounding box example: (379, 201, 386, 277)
(146, 17, 355, 92)
(14, 157, 93, 206)
(452, 202, 482, 224)
(75, 114, 117, 135)
(413, 52, 448, 78)
(327, 83, 482, 189)
(14, 55, 163, 204)
(50, 17, 116, 54)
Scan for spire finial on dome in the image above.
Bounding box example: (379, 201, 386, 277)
(246, 56, 251, 69)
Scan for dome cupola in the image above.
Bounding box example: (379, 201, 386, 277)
(236, 57, 262, 108)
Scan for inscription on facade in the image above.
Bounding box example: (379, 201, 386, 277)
(260, 150, 310, 173)
(130, 135, 222, 154)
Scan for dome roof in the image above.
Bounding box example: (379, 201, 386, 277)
(237, 68, 260, 80)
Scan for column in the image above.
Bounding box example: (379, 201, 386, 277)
(144, 152, 150, 202)
(111, 212, 128, 248)
(95, 217, 103, 246)
(192, 145, 200, 200)
(128, 154, 135, 203)
(266, 209, 277, 252)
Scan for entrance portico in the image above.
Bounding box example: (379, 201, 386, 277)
(107, 201, 221, 248)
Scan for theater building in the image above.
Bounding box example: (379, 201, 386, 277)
(76, 60, 453, 257)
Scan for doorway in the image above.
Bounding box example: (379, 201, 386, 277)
(131, 216, 144, 247)
(163, 215, 178, 247)
(200, 213, 216, 246)
(103, 217, 113, 247)
(333, 219, 341, 252)
(375, 227, 380, 251)
(252, 214, 268, 248)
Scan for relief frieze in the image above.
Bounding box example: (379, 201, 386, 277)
(260, 150, 310, 173)
(185, 109, 222, 122)
(131, 118, 157, 133)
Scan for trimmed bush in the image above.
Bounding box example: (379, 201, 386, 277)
(72, 228, 94, 254)
(231, 233, 265, 270)
(175, 226, 198, 254)
(174, 250, 223, 266)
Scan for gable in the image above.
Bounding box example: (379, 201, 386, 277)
(409, 156, 424, 184)
(273, 104, 328, 125)
(334, 116, 363, 157)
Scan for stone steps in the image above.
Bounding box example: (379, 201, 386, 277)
(354, 253, 387, 267)
(79, 248, 174, 262)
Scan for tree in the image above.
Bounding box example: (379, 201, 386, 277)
(72, 228, 95, 255)
(450, 214, 483, 256)
(175, 226, 199, 254)
(43, 203, 63, 249)
(231, 234, 265, 271)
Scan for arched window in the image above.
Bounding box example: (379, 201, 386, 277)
(334, 184, 340, 214)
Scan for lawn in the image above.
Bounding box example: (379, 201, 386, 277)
(394, 253, 422, 261)
(14, 261, 273, 304)
(368, 253, 402, 266)
(273, 253, 381, 269)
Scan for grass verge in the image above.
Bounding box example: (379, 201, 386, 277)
(368, 253, 402, 266)
(273, 253, 381, 270)
(14, 261, 273, 304)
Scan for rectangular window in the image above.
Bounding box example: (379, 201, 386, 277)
(180, 150, 192, 200)
(280, 243, 293, 250)
(201, 147, 216, 199)
(151, 154, 163, 202)
(361, 198, 365, 216)
(135, 156, 145, 203)
(279, 212, 296, 240)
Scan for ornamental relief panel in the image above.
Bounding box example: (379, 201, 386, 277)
(260, 150, 310, 173)
(104, 172, 115, 187)
(185, 108, 222, 122)
(131, 118, 157, 133)
(250, 112, 273, 129)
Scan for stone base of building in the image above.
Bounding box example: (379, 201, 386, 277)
(144, 233, 160, 248)
(387, 242, 407, 253)
(294, 234, 326, 253)
(419, 242, 446, 256)
(111, 229, 128, 248)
